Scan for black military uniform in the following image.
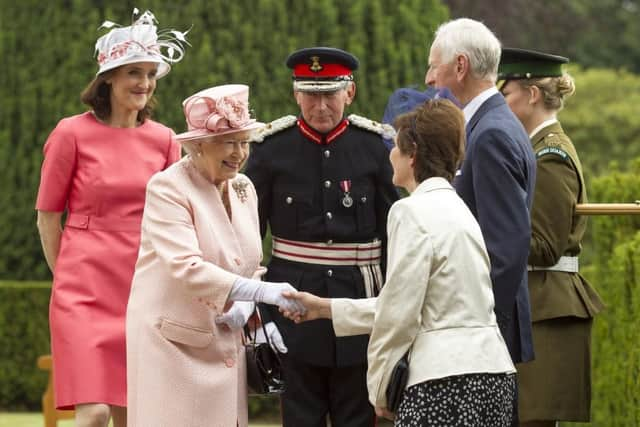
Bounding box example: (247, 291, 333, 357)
(245, 47, 398, 427)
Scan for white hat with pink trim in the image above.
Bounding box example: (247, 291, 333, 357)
(94, 8, 189, 79)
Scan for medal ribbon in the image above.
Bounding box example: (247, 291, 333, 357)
(340, 180, 351, 193)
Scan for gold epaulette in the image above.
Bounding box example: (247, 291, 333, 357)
(250, 115, 297, 143)
(347, 114, 396, 140)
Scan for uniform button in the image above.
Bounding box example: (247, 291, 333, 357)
(286, 196, 293, 204)
(361, 196, 367, 203)
(326, 269, 333, 277)
(327, 239, 333, 245)
(324, 180, 331, 188)
(225, 358, 235, 368)
(326, 212, 333, 220)
(324, 150, 331, 158)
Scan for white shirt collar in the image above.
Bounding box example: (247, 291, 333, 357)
(463, 87, 499, 124)
(528, 118, 558, 139)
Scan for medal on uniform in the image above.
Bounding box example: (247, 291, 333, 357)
(340, 180, 353, 207)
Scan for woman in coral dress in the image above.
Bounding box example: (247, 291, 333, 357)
(35, 9, 188, 427)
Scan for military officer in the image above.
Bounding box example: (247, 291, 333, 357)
(245, 47, 398, 427)
(499, 48, 605, 427)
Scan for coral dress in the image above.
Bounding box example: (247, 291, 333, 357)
(35, 112, 180, 409)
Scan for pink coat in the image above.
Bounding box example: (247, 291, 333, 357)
(126, 157, 263, 427)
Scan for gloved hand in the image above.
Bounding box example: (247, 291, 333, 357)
(229, 277, 306, 314)
(255, 321, 288, 353)
(215, 301, 255, 330)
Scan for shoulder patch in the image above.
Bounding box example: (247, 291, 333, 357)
(250, 115, 297, 143)
(347, 114, 396, 140)
(536, 146, 569, 161)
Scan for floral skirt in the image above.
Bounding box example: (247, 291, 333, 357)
(395, 373, 516, 427)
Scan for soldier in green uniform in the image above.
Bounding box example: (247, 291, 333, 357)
(499, 48, 605, 427)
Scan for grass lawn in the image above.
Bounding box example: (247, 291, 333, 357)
(0, 412, 280, 427)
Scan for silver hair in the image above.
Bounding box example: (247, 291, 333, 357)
(431, 18, 501, 82)
(180, 140, 200, 156)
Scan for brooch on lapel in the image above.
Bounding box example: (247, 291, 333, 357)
(232, 179, 249, 203)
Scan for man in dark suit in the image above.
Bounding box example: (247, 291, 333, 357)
(245, 47, 398, 427)
(425, 18, 536, 366)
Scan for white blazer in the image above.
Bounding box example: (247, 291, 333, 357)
(331, 177, 515, 408)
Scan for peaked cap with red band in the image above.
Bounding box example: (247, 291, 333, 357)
(286, 47, 359, 92)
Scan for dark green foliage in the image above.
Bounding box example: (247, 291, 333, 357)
(0, 282, 51, 410)
(0, 0, 448, 281)
(587, 233, 640, 427)
(445, 0, 640, 74)
(562, 161, 640, 427)
(560, 67, 640, 177)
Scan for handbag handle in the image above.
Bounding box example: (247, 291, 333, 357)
(243, 306, 280, 359)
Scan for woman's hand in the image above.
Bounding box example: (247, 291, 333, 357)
(36, 211, 63, 273)
(229, 277, 306, 314)
(255, 321, 288, 353)
(279, 291, 331, 323)
(215, 301, 255, 329)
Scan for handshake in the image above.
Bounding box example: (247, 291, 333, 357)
(215, 277, 320, 353)
(227, 276, 330, 322)
(227, 276, 308, 314)
(217, 277, 330, 330)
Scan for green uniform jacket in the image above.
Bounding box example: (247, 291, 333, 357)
(528, 121, 604, 321)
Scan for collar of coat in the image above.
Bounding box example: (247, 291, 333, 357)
(297, 117, 349, 145)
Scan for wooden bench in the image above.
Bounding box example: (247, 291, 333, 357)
(36, 355, 75, 427)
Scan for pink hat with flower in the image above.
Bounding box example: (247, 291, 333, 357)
(95, 8, 189, 79)
(175, 84, 264, 142)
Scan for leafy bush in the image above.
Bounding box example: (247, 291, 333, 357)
(562, 160, 640, 427)
(0, 281, 51, 411)
(0, 0, 448, 281)
(561, 67, 640, 177)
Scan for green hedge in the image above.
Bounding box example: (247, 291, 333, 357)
(562, 160, 640, 427)
(0, 280, 282, 417)
(0, 281, 51, 411)
(590, 232, 640, 427)
(0, 0, 449, 281)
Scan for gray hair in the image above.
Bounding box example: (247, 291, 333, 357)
(432, 18, 501, 82)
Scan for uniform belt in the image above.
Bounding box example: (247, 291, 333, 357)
(65, 213, 142, 232)
(528, 256, 579, 273)
(272, 236, 382, 266)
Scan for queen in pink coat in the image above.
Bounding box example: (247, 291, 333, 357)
(126, 84, 303, 427)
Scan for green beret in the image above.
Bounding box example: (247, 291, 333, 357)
(498, 47, 569, 80)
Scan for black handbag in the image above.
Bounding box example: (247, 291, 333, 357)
(386, 351, 410, 412)
(244, 316, 285, 395)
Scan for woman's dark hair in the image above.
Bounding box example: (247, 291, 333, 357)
(80, 69, 156, 123)
(393, 99, 466, 183)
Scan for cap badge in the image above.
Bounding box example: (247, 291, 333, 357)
(309, 56, 323, 73)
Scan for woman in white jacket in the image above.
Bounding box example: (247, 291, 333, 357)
(283, 99, 516, 426)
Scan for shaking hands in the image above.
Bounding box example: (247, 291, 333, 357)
(279, 291, 332, 323)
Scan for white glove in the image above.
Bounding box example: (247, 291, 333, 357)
(215, 301, 255, 330)
(255, 321, 288, 353)
(229, 277, 306, 314)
